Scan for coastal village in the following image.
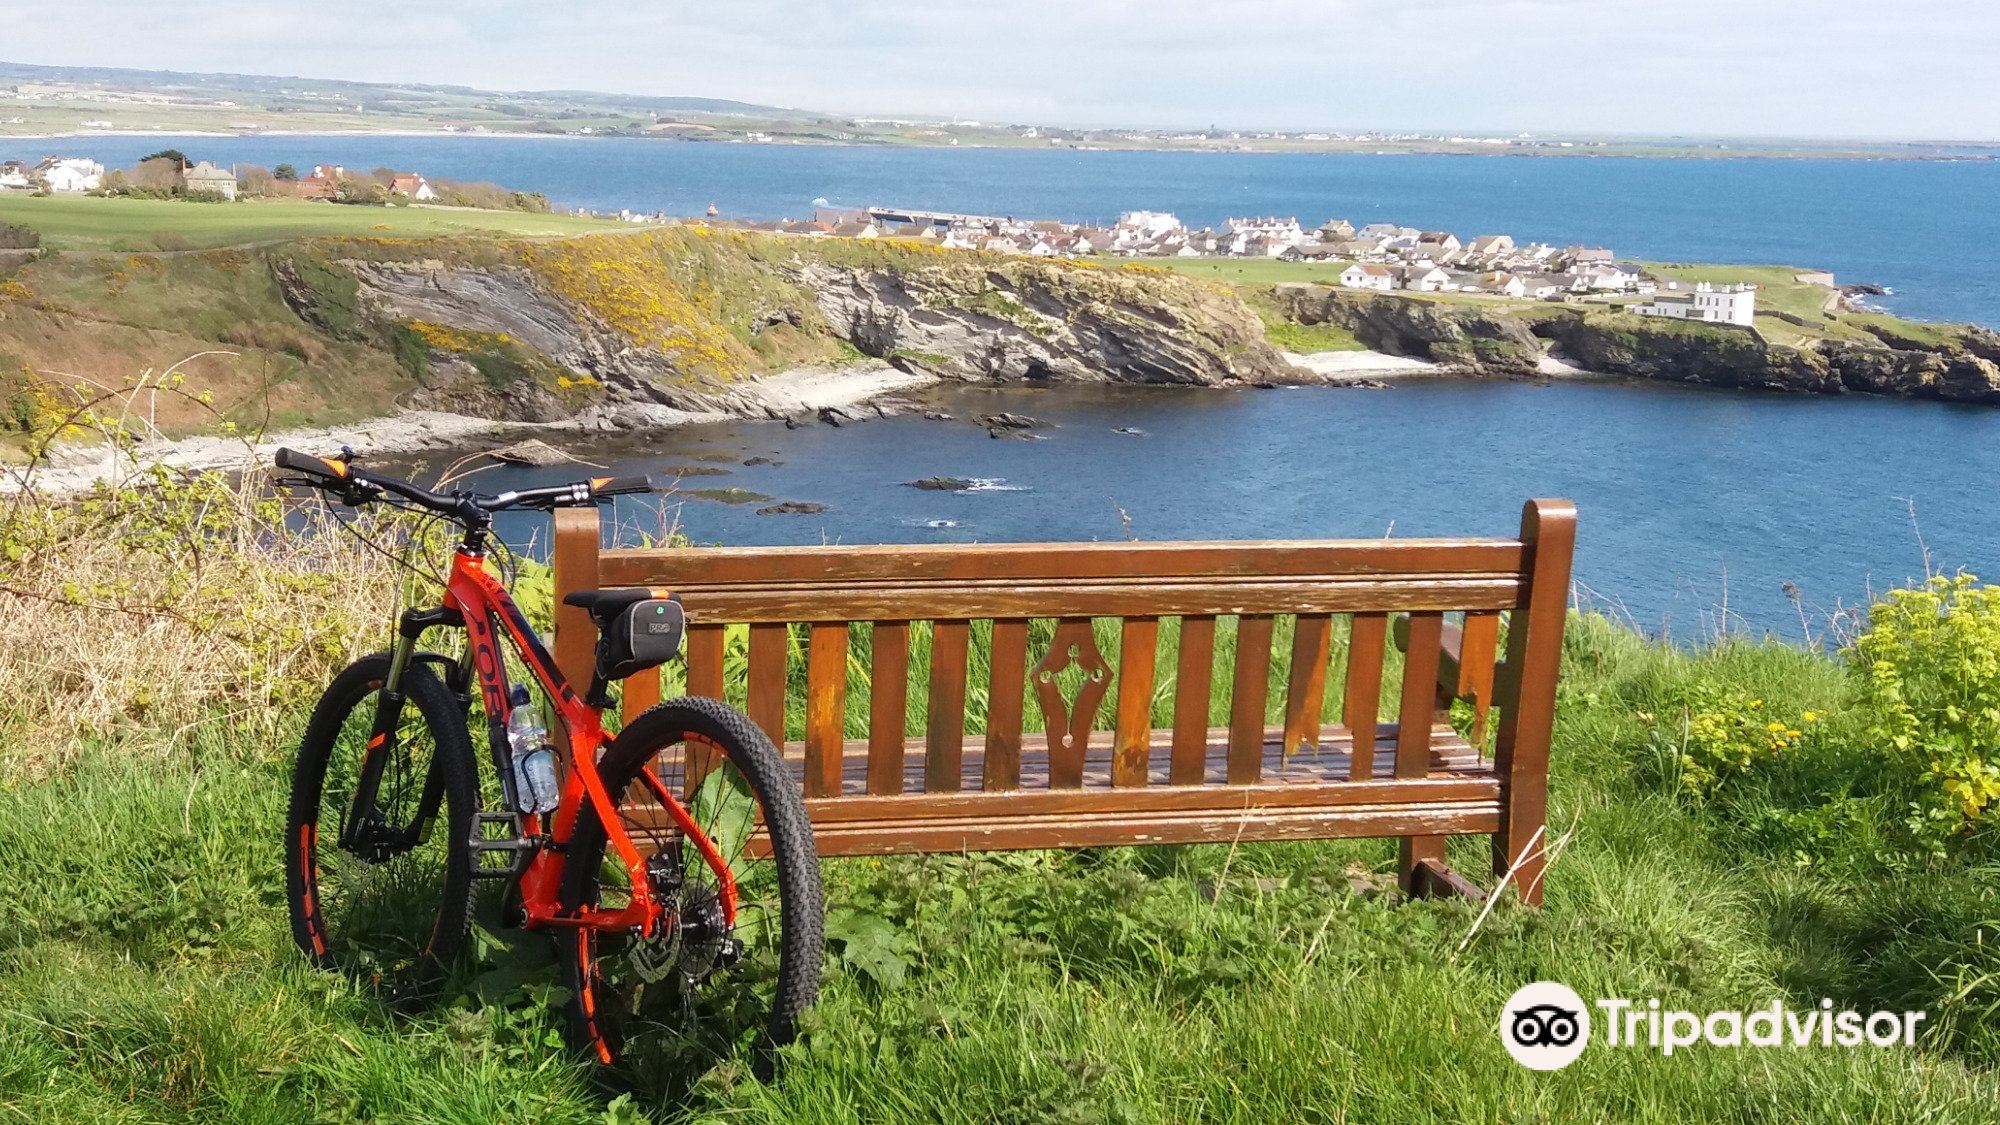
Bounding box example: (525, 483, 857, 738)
(3, 150, 1756, 322)
(709, 205, 1761, 323)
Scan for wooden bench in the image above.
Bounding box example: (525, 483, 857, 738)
(551, 499, 1574, 904)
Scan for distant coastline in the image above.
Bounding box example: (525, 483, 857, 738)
(2, 128, 1995, 163)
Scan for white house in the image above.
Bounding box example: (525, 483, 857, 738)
(1467, 234, 1515, 258)
(389, 173, 438, 201)
(1518, 274, 1566, 300)
(36, 157, 102, 193)
(1396, 263, 1451, 293)
(1357, 223, 1418, 242)
(1634, 282, 1757, 326)
(1223, 215, 1306, 245)
(1115, 210, 1183, 238)
(1478, 272, 1528, 299)
(1578, 262, 1647, 292)
(0, 161, 32, 191)
(1339, 263, 1396, 292)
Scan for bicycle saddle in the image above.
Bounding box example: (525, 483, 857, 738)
(562, 587, 659, 624)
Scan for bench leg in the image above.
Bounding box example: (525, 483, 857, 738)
(1409, 856, 1487, 903)
(1397, 835, 1448, 898)
(1494, 790, 1547, 907)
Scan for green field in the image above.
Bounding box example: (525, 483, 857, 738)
(0, 193, 627, 252)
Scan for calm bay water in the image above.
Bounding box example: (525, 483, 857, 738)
(14, 135, 1998, 634)
(384, 379, 1997, 641)
(16, 134, 2000, 325)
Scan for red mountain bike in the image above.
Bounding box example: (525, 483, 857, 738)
(273, 447, 823, 1070)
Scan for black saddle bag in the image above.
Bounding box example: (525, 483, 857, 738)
(597, 596, 686, 681)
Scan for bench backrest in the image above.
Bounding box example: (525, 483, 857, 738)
(552, 499, 1575, 811)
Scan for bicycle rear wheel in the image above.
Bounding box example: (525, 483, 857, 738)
(556, 696, 824, 1076)
(285, 654, 479, 981)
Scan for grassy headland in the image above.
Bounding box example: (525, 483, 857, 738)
(0, 193, 627, 252)
(0, 465, 1997, 1121)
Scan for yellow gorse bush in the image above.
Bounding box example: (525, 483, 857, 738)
(520, 233, 744, 380)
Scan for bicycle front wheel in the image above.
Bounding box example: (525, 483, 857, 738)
(285, 653, 479, 981)
(556, 696, 824, 1075)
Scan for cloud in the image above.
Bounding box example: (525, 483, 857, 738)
(7, 0, 1998, 139)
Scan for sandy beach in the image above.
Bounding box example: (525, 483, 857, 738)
(1282, 349, 1443, 379)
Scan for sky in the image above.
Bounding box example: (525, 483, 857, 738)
(8, 0, 2000, 141)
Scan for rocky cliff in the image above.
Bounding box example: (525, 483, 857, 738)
(1271, 284, 2000, 403)
(270, 230, 1299, 427)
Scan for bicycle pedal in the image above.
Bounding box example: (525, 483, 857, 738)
(470, 811, 538, 879)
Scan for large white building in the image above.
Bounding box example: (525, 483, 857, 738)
(1223, 215, 1305, 243)
(1634, 282, 1757, 326)
(1115, 210, 1183, 238)
(36, 157, 103, 193)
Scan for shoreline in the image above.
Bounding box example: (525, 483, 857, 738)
(12, 361, 937, 496)
(4, 129, 1995, 164)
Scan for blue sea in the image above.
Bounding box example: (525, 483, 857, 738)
(13, 134, 2000, 635)
(15, 134, 2000, 325)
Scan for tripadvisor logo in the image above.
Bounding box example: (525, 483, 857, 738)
(1499, 982, 1928, 1070)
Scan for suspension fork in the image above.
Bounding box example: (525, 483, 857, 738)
(338, 608, 463, 853)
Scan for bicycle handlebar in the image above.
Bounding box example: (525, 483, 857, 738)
(271, 447, 657, 523)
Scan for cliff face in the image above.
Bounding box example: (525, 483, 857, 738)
(1272, 283, 2000, 403)
(1270, 284, 1545, 376)
(798, 259, 1294, 386)
(270, 230, 1299, 426)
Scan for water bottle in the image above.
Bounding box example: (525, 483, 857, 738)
(505, 685, 559, 814)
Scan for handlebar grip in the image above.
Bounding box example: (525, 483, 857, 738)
(273, 447, 351, 482)
(591, 474, 656, 498)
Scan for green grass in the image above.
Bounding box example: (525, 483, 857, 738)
(0, 194, 626, 252)
(1112, 256, 1358, 287)
(3, 607, 1998, 1121)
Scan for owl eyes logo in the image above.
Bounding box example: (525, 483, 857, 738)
(1500, 982, 1592, 1069)
(1510, 1003, 1583, 1048)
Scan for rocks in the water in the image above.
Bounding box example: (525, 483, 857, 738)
(1111, 426, 1147, 437)
(979, 412, 1051, 430)
(687, 449, 741, 463)
(922, 411, 955, 422)
(906, 476, 975, 491)
(817, 406, 854, 427)
(756, 501, 826, 515)
(485, 438, 569, 467)
(680, 487, 774, 505)
(988, 427, 1047, 440)
(667, 465, 732, 477)
(742, 455, 781, 466)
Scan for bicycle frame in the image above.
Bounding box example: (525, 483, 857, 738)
(358, 546, 737, 939)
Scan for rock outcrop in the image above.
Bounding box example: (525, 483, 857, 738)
(272, 232, 1303, 429)
(1270, 284, 1545, 376)
(1271, 283, 2000, 403)
(794, 260, 1297, 387)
